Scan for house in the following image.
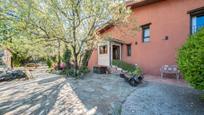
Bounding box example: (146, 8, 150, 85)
(88, 0, 204, 75)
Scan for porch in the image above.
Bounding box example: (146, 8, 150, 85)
(97, 38, 130, 67)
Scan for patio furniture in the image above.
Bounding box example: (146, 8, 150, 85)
(160, 65, 180, 80)
(119, 72, 143, 87)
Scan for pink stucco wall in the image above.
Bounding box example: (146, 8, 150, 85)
(88, 0, 204, 75)
(88, 49, 98, 70)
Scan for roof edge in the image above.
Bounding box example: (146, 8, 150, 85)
(126, 0, 163, 9)
(97, 0, 164, 34)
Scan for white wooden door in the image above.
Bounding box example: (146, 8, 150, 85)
(98, 41, 110, 66)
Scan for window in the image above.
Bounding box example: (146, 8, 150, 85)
(99, 45, 108, 54)
(127, 44, 131, 56)
(188, 7, 204, 34)
(191, 15, 204, 33)
(142, 24, 150, 42)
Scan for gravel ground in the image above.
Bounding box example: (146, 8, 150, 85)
(122, 81, 204, 115)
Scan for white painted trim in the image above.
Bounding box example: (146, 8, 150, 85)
(97, 41, 110, 66)
(97, 40, 122, 66)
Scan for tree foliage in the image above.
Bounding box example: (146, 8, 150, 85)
(0, 0, 62, 66)
(1, 0, 131, 76)
(177, 28, 204, 90)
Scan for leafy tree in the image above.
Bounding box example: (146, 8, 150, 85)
(1, 0, 133, 77)
(46, 0, 131, 76)
(0, 0, 60, 67)
(177, 28, 204, 90)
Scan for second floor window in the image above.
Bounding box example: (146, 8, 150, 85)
(142, 25, 150, 43)
(192, 15, 204, 33)
(189, 7, 204, 34)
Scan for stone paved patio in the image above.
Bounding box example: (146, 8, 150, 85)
(0, 68, 204, 115)
(0, 70, 135, 115)
(122, 76, 204, 115)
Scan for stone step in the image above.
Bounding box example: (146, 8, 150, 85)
(109, 66, 128, 74)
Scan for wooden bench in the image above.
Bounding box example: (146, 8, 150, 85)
(160, 65, 180, 80)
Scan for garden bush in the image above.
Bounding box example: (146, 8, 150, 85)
(112, 60, 135, 72)
(11, 53, 30, 67)
(62, 66, 89, 78)
(46, 58, 52, 68)
(79, 66, 89, 74)
(177, 28, 204, 90)
(66, 68, 77, 77)
(132, 67, 142, 76)
(112, 60, 142, 76)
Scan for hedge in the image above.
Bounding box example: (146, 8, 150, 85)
(177, 28, 204, 90)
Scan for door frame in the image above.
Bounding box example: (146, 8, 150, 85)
(111, 43, 121, 60)
(97, 41, 122, 66)
(110, 42, 122, 65)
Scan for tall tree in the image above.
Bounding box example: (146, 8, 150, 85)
(1, 0, 132, 76)
(48, 0, 131, 75)
(0, 0, 59, 66)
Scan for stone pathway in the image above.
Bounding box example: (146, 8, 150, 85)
(1, 68, 204, 115)
(0, 71, 135, 115)
(122, 81, 204, 115)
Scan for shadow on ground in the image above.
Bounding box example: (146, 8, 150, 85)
(65, 73, 136, 115)
(1, 72, 203, 115)
(0, 72, 136, 115)
(0, 76, 66, 115)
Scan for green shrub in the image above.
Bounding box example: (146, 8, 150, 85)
(11, 53, 30, 67)
(112, 60, 142, 76)
(132, 67, 142, 76)
(79, 66, 89, 74)
(62, 66, 89, 78)
(46, 58, 52, 68)
(177, 28, 204, 90)
(112, 60, 135, 72)
(66, 68, 76, 77)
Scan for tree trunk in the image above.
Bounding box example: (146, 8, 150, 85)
(73, 53, 78, 77)
(57, 39, 61, 70)
(78, 53, 83, 66)
(11, 56, 14, 69)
